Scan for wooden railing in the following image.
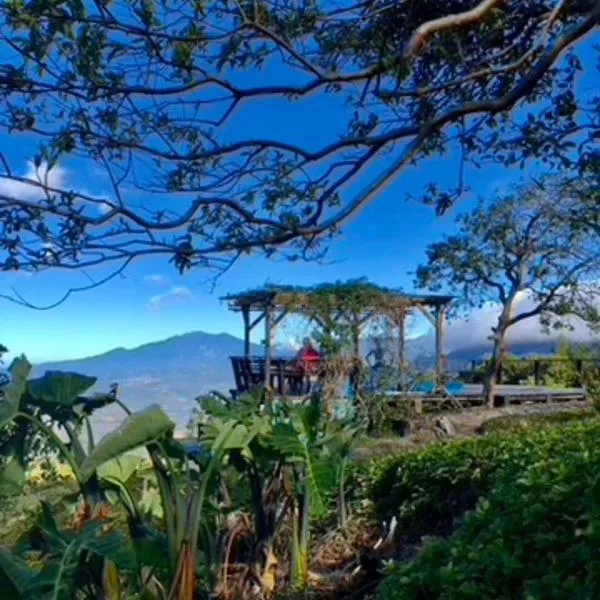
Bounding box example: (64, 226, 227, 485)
(229, 356, 309, 395)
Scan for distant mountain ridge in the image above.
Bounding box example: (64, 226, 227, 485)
(33, 331, 269, 437)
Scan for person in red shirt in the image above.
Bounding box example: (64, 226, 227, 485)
(296, 337, 320, 367)
(295, 338, 321, 393)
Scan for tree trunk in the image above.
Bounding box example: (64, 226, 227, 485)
(483, 278, 523, 408)
(484, 328, 507, 407)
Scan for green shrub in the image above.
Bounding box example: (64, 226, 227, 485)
(352, 418, 600, 544)
(378, 419, 600, 599)
(479, 410, 595, 434)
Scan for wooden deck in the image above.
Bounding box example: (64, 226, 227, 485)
(386, 384, 587, 407)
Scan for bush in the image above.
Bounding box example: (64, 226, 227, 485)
(352, 418, 600, 544)
(478, 410, 595, 435)
(377, 419, 600, 599)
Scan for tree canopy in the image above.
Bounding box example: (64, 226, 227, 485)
(415, 176, 600, 327)
(0, 0, 598, 305)
(415, 175, 600, 401)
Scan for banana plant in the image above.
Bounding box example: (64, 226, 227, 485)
(0, 356, 117, 491)
(0, 356, 134, 599)
(270, 397, 361, 590)
(199, 392, 361, 591)
(2, 503, 138, 600)
(83, 399, 256, 600)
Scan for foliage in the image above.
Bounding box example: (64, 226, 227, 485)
(198, 389, 361, 590)
(547, 343, 600, 408)
(0, 357, 215, 598)
(4, 350, 600, 599)
(416, 177, 600, 321)
(0, 4, 598, 305)
(415, 176, 600, 402)
(1, 516, 138, 600)
(468, 341, 600, 392)
(352, 417, 600, 542)
(361, 393, 416, 437)
(80, 406, 174, 482)
(0, 357, 151, 599)
(377, 419, 600, 599)
(478, 410, 595, 435)
(470, 355, 535, 385)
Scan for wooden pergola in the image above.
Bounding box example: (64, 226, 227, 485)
(221, 281, 453, 390)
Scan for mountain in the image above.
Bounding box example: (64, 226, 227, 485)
(33, 331, 269, 437)
(447, 339, 559, 362)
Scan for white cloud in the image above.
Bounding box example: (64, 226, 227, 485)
(0, 161, 113, 215)
(148, 285, 192, 308)
(444, 289, 599, 353)
(97, 200, 113, 214)
(0, 161, 67, 202)
(144, 273, 170, 286)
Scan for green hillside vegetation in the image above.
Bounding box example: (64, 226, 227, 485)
(0, 352, 597, 599)
(374, 418, 600, 599)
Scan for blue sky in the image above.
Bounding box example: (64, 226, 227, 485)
(0, 151, 512, 362)
(1, 32, 596, 363)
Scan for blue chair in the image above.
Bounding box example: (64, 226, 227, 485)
(411, 381, 436, 394)
(446, 381, 465, 395)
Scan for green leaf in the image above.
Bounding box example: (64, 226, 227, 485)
(0, 546, 37, 598)
(38, 501, 66, 548)
(140, 566, 167, 600)
(27, 371, 97, 407)
(0, 356, 31, 427)
(140, 484, 164, 520)
(36, 523, 137, 600)
(0, 456, 25, 496)
(98, 455, 143, 483)
(82, 525, 137, 571)
(271, 419, 331, 518)
(81, 405, 174, 481)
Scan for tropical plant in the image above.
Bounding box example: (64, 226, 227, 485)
(84, 402, 255, 600)
(0, 517, 138, 600)
(0, 355, 264, 599)
(198, 390, 362, 591)
(0, 355, 136, 598)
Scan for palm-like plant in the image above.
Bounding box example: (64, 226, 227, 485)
(0, 356, 135, 598)
(199, 391, 361, 591)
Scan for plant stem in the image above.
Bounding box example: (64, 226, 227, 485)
(339, 457, 348, 531)
(115, 398, 132, 416)
(84, 416, 95, 453)
(299, 483, 310, 588)
(147, 444, 179, 572)
(16, 411, 83, 487)
(156, 440, 186, 550)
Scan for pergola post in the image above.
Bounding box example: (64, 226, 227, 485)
(352, 324, 360, 359)
(242, 306, 251, 358)
(264, 304, 272, 387)
(352, 313, 364, 359)
(435, 306, 446, 388)
(398, 310, 407, 391)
